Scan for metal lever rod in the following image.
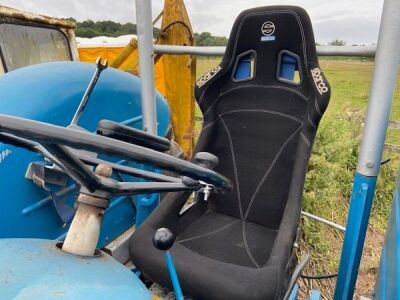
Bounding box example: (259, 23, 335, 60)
(0, 132, 180, 184)
(70, 57, 108, 126)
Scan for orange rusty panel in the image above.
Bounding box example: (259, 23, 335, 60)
(159, 0, 196, 158)
(78, 47, 106, 63)
(79, 47, 124, 64)
(78, 46, 167, 99)
(78, 0, 196, 158)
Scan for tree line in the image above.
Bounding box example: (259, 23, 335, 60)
(70, 19, 229, 46)
(71, 19, 353, 47)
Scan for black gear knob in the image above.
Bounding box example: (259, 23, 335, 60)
(153, 228, 175, 251)
(193, 152, 218, 169)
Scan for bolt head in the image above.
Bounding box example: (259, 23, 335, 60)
(366, 161, 374, 168)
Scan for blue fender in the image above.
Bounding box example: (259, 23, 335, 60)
(0, 239, 152, 300)
(0, 62, 170, 246)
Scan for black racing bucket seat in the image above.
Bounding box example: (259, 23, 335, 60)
(130, 6, 330, 300)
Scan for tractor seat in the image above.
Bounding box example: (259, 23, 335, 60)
(130, 6, 330, 300)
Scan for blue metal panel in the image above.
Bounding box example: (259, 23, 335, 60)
(374, 170, 400, 299)
(0, 62, 170, 247)
(334, 172, 377, 300)
(0, 238, 152, 300)
(136, 193, 160, 227)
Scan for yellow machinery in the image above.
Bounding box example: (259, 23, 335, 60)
(78, 0, 196, 158)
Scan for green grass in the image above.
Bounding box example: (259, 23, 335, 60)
(196, 57, 400, 298)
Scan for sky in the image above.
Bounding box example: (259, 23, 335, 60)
(0, 0, 384, 45)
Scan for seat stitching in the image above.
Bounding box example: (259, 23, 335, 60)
(244, 125, 303, 220)
(300, 132, 311, 146)
(221, 117, 261, 269)
(199, 9, 307, 105)
(204, 85, 307, 117)
(261, 85, 308, 101)
(242, 221, 261, 268)
(219, 84, 307, 100)
(314, 95, 322, 116)
(308, 114, 316, 129)
(202, 109, 302, 131)
(220, 117, 244, 219)
(177, 219, 240, 244)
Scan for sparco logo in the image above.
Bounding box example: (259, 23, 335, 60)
(196, 65, 222, 88)
(311, 68, 328, 94)
(261, 21, 275, 36)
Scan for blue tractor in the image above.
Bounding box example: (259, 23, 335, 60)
(0, 2, 399, 300)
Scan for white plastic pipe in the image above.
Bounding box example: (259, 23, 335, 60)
(62, 203, 103, 256)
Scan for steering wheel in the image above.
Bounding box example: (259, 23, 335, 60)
(0, 114, 232, 197)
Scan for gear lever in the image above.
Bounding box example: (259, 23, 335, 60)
(153, 228, 184, 300)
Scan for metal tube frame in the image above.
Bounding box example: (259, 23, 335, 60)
(301, 211, 346, 232)
(153, 44, 377, 57)
(334, 0, 400, 299)
(135, 0, 157, 135)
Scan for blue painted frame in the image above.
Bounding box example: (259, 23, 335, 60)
(334, 173, 377, 299)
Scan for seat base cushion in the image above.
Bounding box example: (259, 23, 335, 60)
(177, 210, 278, 268)
(130, 221, 284, 300)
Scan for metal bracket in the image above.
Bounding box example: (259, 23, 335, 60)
(104, 227, 135, 264)
(179, 181, 214, 216)
(25, 162, 68, 187)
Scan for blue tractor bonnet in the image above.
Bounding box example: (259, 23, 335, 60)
(0, 61, 170, 246)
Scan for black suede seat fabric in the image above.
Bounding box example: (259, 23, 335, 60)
(130, 5, 330, 300)
(177, 210, 278, 268)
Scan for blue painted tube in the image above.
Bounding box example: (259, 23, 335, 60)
(288, 284, 299, 300)
(135, 166, 161, 227)
(135, 193, 159, 227)
(334, 172, 377, 300)
(165, 251, 184, 300)
(309, 290, 321, 300)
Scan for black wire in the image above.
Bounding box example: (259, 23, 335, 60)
(160, 21, 194, 41)
(300, 273, 338, 280)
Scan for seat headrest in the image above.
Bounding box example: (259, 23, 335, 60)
(196, 6, 326, 102)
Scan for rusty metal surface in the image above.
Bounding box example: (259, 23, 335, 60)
(158, 0, 196, 158)
(0, 6, 79, 62)
(0, 5, 76, 29)
(78, 193, 109, 209)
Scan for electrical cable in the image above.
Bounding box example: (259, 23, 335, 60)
(300, 273, 338, 280)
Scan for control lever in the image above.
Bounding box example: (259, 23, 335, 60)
(70, 57, 108, 126)
(179, 152, 218, 215)
(199, 181, 212, 201)
(153, 228, 184, 300)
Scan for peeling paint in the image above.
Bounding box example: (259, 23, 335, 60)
(0, 5, 76, 29)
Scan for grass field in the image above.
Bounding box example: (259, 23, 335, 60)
(196, 57, 400, 299)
